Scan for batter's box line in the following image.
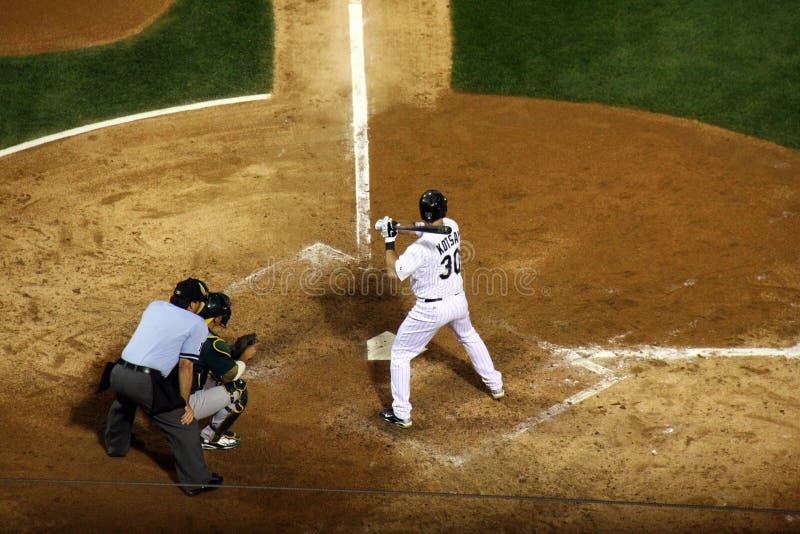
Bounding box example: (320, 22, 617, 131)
(483, 318, 800, 362)
(429, 320, 797, 466)
(405, 348, 622, 467)
(506, 374, 627, 440)
(485, 341, 800, 459)
(571, 344, 800, 362)
(224, 242, 356, 295)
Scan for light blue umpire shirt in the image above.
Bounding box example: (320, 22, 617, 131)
(121, 300, 209, 377)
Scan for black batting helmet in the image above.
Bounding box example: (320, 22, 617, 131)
(419, 189, 447, 223)
(200, 292, 232, 326)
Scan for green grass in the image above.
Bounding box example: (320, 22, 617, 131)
(452, 0, 800, 148)
(0, 0, 273, 149)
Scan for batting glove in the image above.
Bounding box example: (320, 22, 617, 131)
(376, 216, 397, 243)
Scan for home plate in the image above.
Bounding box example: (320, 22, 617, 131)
(366, 331, 427, 360)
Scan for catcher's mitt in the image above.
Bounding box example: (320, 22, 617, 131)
(231, 333, 257, 359)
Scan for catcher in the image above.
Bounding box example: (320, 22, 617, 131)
(185, 292, 258, 449)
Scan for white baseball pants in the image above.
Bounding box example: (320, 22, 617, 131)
(390, 293, 503, 420)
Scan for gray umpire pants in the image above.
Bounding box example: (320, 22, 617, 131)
(104, 364, 212, 489)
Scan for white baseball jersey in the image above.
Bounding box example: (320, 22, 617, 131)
(395, 217, 463, 300)
(122, 300, 208, 376)
(389, 217, 502, 421)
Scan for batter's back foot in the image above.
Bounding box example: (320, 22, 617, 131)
(380, 408, 412, 428)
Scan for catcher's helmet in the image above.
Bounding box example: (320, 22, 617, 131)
(419, 189, 447, 223)
(200, 292, 232, 326)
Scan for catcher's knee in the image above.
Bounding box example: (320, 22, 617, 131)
(224, 378, 246, 395)
(224, 379, 248, 412)
(234, 389, 248, 412)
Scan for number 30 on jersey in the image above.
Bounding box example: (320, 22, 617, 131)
(440, 248, 461, 279)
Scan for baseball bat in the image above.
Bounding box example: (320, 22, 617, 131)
(395, 224, 452, 235)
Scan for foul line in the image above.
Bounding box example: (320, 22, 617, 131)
(349, 0, 371, 263)
(0, 94, 271, 159)
(556, 344, 800, 361)
(1, 477, 798, 516)
(445, 321, 800, 466)
(500, 340, 799, 440)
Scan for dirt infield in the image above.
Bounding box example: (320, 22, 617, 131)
(1, 1, 799, 532)
(0, 0, 174, 56)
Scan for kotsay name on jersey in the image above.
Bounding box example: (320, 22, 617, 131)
(436, 230, 460, 254)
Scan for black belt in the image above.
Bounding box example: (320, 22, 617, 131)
(421, 292, 461, 303)
(118, 359, 161, 376)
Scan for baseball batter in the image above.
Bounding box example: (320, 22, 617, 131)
(376, 189, 504, 428)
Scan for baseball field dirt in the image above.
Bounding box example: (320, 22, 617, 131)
(0, 0, 174, 56)
(1, 1, 799, 532)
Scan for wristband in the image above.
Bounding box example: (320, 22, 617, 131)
(385, 241, 396, 250)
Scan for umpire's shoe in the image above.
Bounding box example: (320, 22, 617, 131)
(185, 472, 224, 497)
(380, 408, 412, 428)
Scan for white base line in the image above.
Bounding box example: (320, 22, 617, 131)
(410, 353, 626, 467)
(506, 374, 627, 440)
(349, 0, 371, 263)
(428, 320, 800, 465)
(496, 341, 799, 445)
(542, 343, 800, 362)
(0, 94, 271, 159)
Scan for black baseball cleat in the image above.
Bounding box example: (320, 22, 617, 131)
(380, 408, 412, 428)
(184, 472, 224, 496)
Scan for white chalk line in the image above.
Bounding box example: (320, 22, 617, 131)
(221, 243, 355, 382)
(234, 4, 371, 383)
(560, 344, 800, 361)
(225, 261, 800, 465)
(349, 0, 371, 263)
(506, 374, 627, 441)
(408, 348, 626, 467)
(0, 94, 272, 159)
(224, 242, 355, 295)
(491, 319, 800, 361)
(412, 322, 800, 466)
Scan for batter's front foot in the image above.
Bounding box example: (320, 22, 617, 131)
(379, 408, 412, 428)
(490, 387, 506, 400)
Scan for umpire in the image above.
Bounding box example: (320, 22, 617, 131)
(104, 278, 223, 496)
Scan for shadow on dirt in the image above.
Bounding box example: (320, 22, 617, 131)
(70, 345, 126, 447)
(311, 266, 489, 398)
(423, 341, 488, 393)
(69, 349, 180, 481)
